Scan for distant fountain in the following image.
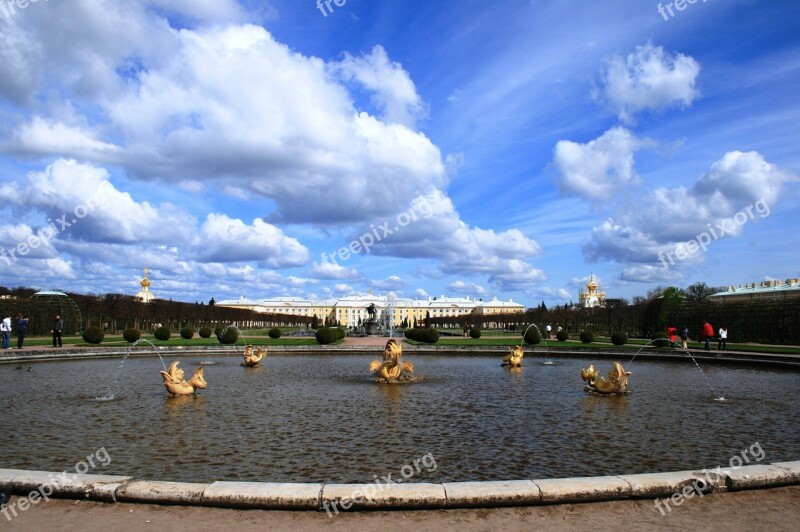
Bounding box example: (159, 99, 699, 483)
(95, 338, 167, 401)
(519, 323, 554, 365)
(160, 361, 208, 396)
(242, 345, 267, 367)
(501, 345, 524, 368)
(628, 338, 724, 401)
(369, 339, 416, 383)
(580, 362, 631, 395)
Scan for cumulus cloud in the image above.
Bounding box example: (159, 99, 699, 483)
(582, 151, 792, 281)
(309, 261, 362, 280)
(371, 275, 405, 291)
(195, 214, 308, 267)
(368, 188, 542, 280)
(600, 43, 700, 123)
(447, 281, 487, 297)
(12, 118, 122, 160)
(332, 45, 426, 128)
(554, 127, 651, 201)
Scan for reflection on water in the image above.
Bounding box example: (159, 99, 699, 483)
(0, 354, 798, 483)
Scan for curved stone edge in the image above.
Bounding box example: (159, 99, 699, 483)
(1, 462, 799, 511)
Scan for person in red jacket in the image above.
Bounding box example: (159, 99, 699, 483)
(702, 320, 714, 351)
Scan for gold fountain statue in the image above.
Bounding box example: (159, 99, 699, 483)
(369, 339, 415, 383)
(242, 345, 267, 367)
(580, 362, 631, 395)
(160, 361, 208, 395)
(502, 345, 524, 368)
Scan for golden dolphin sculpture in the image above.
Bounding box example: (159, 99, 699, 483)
(370, 339, 414, 382)
(502, 346, 524, 368)
(581, 362, 631, 395)
(160, 361, 208, 395)
(242, 345, 266, 367)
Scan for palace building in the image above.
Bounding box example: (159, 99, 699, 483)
(215, 294, 524, 327)
(710, 278, 800, 303)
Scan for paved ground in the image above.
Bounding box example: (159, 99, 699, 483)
(3, 485, 799, 531)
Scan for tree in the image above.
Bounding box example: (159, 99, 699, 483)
(686, 282, 718, 302)
(311, 314, 319, 329)
(424, 311, 431, 329)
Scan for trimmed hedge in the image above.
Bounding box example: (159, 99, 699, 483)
(611, 331, 628, 346)
(469, 328, 481, 339)
(315, 327, 337, 345)
(580, 330, 595, 344)
(180, 327, 195, 340)
(404, 328, 439, 343)
(199, 326, 213, 338)
(268, 327, 282, 339)
(82, 326, 105, 344)
(556, 330, 569, 342)
(154, 327, 171, 341)
(523, 326, 541, 345)
(122, 328, 141, 343)
(217, 326, 239, 345)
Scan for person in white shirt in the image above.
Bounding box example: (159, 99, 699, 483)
(0, 317, 11, 349)
(717, 326, 728, 351)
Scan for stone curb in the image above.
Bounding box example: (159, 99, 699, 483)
(1, 463, 799, 511)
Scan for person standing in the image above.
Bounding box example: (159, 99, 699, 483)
(0, 317, 11, 349)
(718, 325, 728, 351)
(702, 320, 714, 351)
(16, 314, 28, 349)
(667, 326, 677, 345)
(680, 326, 689, 350)
(545, 324, 552, 339)
(52, 314, 63, 347)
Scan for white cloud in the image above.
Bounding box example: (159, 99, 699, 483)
(371, 275, 405, 291)
(195, 214, 308, 267)
(600, 43, 700, 123)
(309, 261, 362, 280)
(447, 281, 487, 296)
(332, 45, 426, 128)
(554, 127, 650, 201)
(12, 117, 121, 159)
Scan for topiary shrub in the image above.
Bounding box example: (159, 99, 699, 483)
(580, 330, 595, 344)
(403, 328, 439, 343)
(651, 333, 672, 348)
(199, 326, 213, 338)
(268, 327, 282, 339)
(523, 326, 541, 345)
(123, 328, 141, 343)
(469, 328, 481, 339)
(82, 326, 105, 344)
(180, 327, 195, 340)
(611, 331, 628, 346)
(214, 326, 223, 338)
(315, 327, 337, 345)
(154, 327, 171, 341)
(556, 330, 569, 342)
(218, 326, 239, 345)
(336, 327, 346, 340)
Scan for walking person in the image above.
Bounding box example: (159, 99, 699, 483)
(16, 314, 28, 349)
(52, 314, 63, 347)
(680, 326, 689, 350)
(702, 320, 714, 351)
(0, 316, 11, 349)
(718, 325, 728, 351)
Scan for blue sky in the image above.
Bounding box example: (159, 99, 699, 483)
(0, 0, 797, 305)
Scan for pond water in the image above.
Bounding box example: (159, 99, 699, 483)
(0, 354, 798, 483)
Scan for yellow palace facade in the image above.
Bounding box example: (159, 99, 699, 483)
(216, 294, 524, 327)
